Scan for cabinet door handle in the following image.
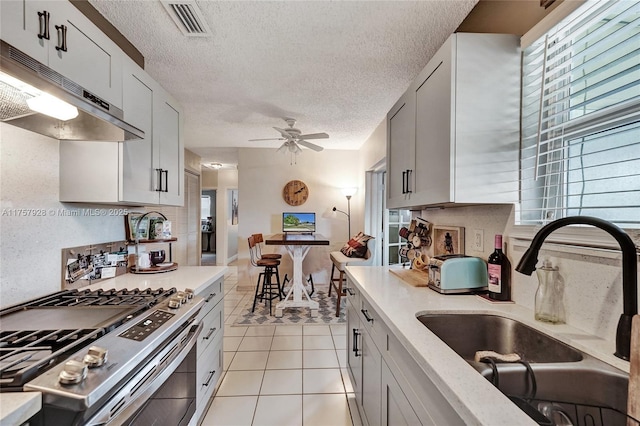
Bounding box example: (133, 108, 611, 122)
(361, 309, 374, 323)
(352, 328, 361, 357)
(346, 287, 355, 296)
(55, 24, 67, 52)
(37, 11, 50, 40)
(202, 370, 216, 386)
(155, 168, 163, 192)
(406, 169, 413, 194)
(205, 293, 216, 302)
(401, 171, 406, 194)
(162, 170, 169, 192)
(203, 327, 217, 340)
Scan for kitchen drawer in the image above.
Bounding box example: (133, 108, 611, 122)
(345, 277, 361, 308)
(359, 298, 385, 350)
(197, 277, 224, 319)
(197, 299, 223, 358)
(196, 332, 223, 419)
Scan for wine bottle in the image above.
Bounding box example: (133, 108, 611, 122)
(488, 234, 511, 301)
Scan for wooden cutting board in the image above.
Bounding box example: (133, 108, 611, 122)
(628, 315, 640, 425)
(389, 268, 429, 287)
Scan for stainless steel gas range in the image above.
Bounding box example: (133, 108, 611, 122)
(0, 287, 204, 425)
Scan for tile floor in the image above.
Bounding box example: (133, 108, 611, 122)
(200, 267, 361, 426)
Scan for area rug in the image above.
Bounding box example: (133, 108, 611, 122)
(233, 285, 346, 326)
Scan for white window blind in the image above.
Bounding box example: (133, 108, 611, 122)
(519, 0, 640, 228)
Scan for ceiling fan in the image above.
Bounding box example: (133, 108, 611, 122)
(249, 118, 329, 154)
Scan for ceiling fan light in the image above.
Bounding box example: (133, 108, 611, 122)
(288, 142, 297, 152)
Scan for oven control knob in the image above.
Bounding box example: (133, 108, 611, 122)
(185, 288, 194, 299)
(168, 297, 181, 309)
(176, 291, 187, 304)
(59, 360, 88, 385)
(83, 346, 108, 368)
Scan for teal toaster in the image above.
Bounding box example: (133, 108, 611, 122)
(427, 255, 488, 294)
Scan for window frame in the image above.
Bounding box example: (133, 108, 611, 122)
(515, 0, 640, 246)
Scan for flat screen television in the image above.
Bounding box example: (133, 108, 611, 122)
(282, 212, 316, 233)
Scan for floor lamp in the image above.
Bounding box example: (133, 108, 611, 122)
(332, 187, 356, 238)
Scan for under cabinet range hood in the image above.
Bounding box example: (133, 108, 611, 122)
(0, 41, 144, 141)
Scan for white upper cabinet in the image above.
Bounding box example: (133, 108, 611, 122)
(121, 58, 183, 206)
(386, 92, 416, 208)
(60, 59, 184, 207)
(155, 93, 183, 206)
(120, 61, 157, 205)
(1, 0, 123, 108)
(386, 33, 520, 209)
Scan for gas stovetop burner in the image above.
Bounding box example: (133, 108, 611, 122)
(0, 287, 177, 390)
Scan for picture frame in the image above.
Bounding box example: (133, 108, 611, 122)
(148, 217, 164, 240)
(125, 213, 149, 241)
(433, 225, 465, 256)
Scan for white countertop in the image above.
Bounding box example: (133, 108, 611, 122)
(345, 265, 629, 426)
(0, 392, 41, 425)
(84, 266, 228, 295)
(0, 266, 227, 425)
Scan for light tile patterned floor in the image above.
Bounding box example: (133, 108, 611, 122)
(200, 267, 360, 426)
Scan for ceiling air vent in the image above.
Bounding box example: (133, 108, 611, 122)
(161, 1, 211, 37)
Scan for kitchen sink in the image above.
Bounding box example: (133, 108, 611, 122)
(417, 313, 637, 425)
(416, 313, 583, 363)
(472, 360, 630, 423)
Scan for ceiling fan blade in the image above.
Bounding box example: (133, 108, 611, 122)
(297, 140, 324, 152)
(273, 127, 293, 139)
(248, 137, 285, 141)
(298, 132, 329, 140)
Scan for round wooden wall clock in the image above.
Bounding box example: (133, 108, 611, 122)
(283, 180, 309, 206)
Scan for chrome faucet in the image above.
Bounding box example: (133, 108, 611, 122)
(515, 216, 638, 361)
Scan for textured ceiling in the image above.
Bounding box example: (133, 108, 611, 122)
(88, 0, 477, 165)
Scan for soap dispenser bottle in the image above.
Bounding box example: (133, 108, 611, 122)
(534, 258, 565, 324)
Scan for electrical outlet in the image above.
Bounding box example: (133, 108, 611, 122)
(473, 229, 484, 251)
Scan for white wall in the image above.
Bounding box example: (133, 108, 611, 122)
(237, 148, 361, 286)
(0, 124, 125, 307)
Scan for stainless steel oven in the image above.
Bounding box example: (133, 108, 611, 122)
(87, 321, 202, 426)
(0, 287, 204, 426)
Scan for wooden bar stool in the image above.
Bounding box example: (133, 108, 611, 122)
(248, 236, 282, 314)
(253, 233, 285, 296)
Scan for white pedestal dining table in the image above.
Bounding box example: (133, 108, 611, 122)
(265, 233, 329, 317)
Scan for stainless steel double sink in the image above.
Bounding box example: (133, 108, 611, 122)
(417, 313, 634, 425)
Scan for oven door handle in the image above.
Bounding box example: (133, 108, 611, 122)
(86, 320, 203, 425)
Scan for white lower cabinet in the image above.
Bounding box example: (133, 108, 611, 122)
(346, 298, 362, 405)
(346, 277, 464, 426)
(381, 361, 421, 426)
(361, 329, 382, 426)
(194, 277, 224, 423)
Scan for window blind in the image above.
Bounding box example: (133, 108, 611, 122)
(519, 0, 640, 228)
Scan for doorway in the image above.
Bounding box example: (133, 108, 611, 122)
(201, 190, 216, 265)
(365, 166, 410, 266)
